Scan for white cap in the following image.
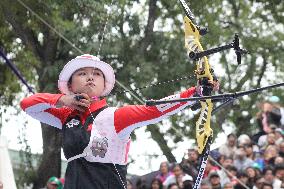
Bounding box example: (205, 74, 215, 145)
(182, 174, 193, 182)
(58, 54, 115, 96)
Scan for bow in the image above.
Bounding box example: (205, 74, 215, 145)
(179, 1, 213, 187)
(180, 0, 213, 155)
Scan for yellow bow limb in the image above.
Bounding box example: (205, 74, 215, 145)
(184, 16, 213, 82)
(183, 16, 214, 154)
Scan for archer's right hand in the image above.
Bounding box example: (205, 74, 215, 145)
(57, 93, 91, 112)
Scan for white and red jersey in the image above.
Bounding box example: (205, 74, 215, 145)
(20, 87, 196, 164)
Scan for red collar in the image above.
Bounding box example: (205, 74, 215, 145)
(89, 98, 107, 112)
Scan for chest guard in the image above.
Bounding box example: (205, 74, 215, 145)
(67, 107, 131, 165)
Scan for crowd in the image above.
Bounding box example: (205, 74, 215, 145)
(127, 97, 284, 189)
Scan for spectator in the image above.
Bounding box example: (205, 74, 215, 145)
(254, 101, 279, 144)
(263, 166, 282, 188)
(136, 177, 147, 189)
(180, 148, 199, 179)
(126, 179, 133, 189)
(150, 178, 163, 189)
(246, 166, 258, 188)
(167, 183, 178, 189)
(274, 156, 284, 165)
(218, 133, 237, 157)
(271, 96, 284, 126)
(238, 134, 252, 147)
(223, 182, 234, 189)
(182, 174, 194, 189)
(45, 176, 63, 189)
(251, 163, 263, 176)
(204, 159, 220, 178)
(228, 167, 239, 186)
(163, 164, 192, 189)
(208, 172, 221, 189)
(257, 101, 281, 133)
(220, 156, 234, 169)
(256, 102, 282, 143)
(279, 141, 284, 158)
(244, 143, 256, 160)
(267, 132, 276, 146)
(200, 180, 212, 189)
(210, 149, 221, 162)
(274, 128, 284, 145)
(274, 164, 284, 188)
(260, 182, 273, 189)
(257, 131, 271, 150)
(252, 176, 265, 189)
(218, 164, 237, 186)
(0, 181, 3, 189)
(234, 171, 249, 189)
(155, 161, 172, 183)
(265, 101, 282, 126)
(217, 154, 225, 166)
(263, 145, 278, 167)
(234, 147, 254, 171)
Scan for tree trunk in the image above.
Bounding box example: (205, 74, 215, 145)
(147, 126, 177, 163)
(33, 124, 62, 189)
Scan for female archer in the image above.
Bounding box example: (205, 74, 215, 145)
(20, 54, 219, 189)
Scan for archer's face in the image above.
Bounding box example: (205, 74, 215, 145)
(69, 67, 105, 97)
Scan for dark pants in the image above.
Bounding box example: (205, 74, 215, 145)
(63, 159, 127, 189)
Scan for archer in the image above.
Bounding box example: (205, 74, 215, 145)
(20, 54, 219, 189)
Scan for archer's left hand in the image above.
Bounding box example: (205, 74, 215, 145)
(196, 79, 220, 96)
(209, 80, 220, 92)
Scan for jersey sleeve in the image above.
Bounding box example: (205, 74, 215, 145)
(20, 93, 72, 129)
(114, 87, 196, 140)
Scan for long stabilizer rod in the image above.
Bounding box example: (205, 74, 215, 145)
(146, 82, 284, 106)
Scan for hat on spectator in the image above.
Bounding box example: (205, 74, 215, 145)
(47, 176, 63, 189)
(252, 162, 262, 171)
(47, 176, 60, 184)
(268, 96, 280, 103)
(209, 171, 220, 179)
(238, 134, 251, 145)
(210, 149, 221, 161)
(182, 175, 193, 182)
